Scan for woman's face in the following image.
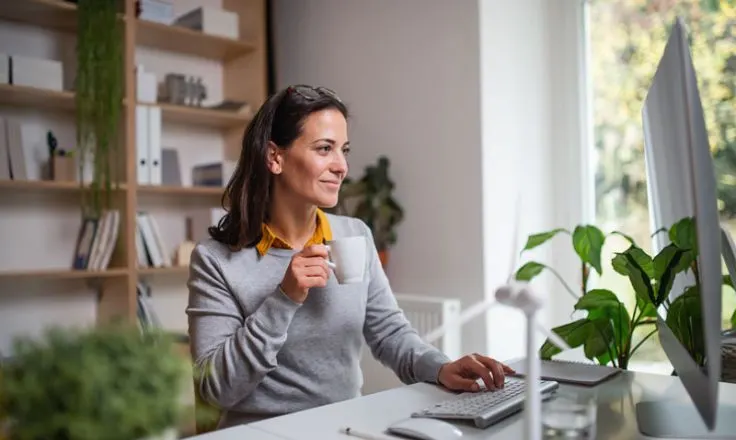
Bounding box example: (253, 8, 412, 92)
(269, 108, 350, 208)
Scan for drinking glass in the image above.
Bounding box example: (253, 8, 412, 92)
(542, 394, 597, 439)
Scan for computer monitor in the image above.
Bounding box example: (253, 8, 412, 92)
(637, 16, 736, 438)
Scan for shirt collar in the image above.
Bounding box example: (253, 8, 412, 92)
(256, 209, 332, 256)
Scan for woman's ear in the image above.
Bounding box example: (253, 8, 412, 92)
(266, 141, 283, 174)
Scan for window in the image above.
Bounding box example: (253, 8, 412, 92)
(586, 0, 735, 368)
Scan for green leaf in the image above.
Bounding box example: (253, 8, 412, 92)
(539, 319, 590, 359)
(577, 292, 630, 365)
(611, 253, 630, 276)
(584, 317, 615, 359)
(723, 275, 734, 290)
(522, 228, 569, 252)
(653, 244, 685, 305)
(637, 294, 658, 318)
(574, 289, 619, 311)
(731, 308, 736, 329)
(669, 217, 697, 251)
(514, 261, 545, 282)
(612, 246, 654, 278)
(666, 286, 705, 365)
(573, 225, 606, 275)
(621, 248, 656, 306)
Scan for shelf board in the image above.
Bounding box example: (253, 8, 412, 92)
(134, 101, 251, 129)
(0, 180, 128, 193)
(138, 266, 189, 276)
(0, 84, 75, 111)
(137, 185, 224, 196)
(0, 268, 129, 280)
(0, 0, 77, 32)
(136, 19, 255, 61)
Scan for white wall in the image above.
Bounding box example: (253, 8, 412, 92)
(480, 0, 590, 362)
(271, 0, 487, 355)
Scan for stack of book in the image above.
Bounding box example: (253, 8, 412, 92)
(71, 210, 121, 271)
(135, 212, 171, 268)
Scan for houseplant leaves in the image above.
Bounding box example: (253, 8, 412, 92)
(573, 225, 606, 275)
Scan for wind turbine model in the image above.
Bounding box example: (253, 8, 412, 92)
(421, 283, 569, 440)
(420, 195, 570, 440)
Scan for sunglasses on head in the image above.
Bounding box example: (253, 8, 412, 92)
(287, 85, 342, 103)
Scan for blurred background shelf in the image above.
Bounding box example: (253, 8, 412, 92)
(0, 84, 75, 111)
(0, 268, 130, 280)
(137, 185, 224, 196)
(0, 0, 77, 32)
(137, 266, 189, 276)
(0, 180, 128, 194)
(133, 101, 252, 128)
(135, 18, 255, 61)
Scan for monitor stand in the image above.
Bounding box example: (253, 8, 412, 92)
(636, 401, 736, 439)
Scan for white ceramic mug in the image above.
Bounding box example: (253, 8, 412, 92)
(325, 236, 366, 284)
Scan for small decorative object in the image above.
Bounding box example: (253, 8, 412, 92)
(0, 324, 189, 440)
(161, 74, 207, 107)
(47, 131, 76, 182)
(329, 156, 404, 269)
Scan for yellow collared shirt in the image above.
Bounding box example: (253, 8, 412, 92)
(256, 209, 333, 256)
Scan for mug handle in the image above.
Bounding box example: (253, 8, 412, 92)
(324, 245, 337, 269)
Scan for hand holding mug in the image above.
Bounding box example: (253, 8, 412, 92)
(280, 245, 330, 303)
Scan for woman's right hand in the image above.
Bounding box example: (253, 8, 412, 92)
(279, 245, 331, 303)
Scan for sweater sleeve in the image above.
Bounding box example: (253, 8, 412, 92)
(359, 221, 452, 385)
(186, 243, 301, 409)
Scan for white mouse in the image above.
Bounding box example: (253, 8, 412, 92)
(387, 417, 463, 440)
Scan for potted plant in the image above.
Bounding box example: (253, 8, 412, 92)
(331, 156, 404, 268)
(75, 0, 124, 217)
(515, 217, 736, 370)
(0, 325, 189, 440)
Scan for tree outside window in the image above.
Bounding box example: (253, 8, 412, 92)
(588, 0, 735, 367)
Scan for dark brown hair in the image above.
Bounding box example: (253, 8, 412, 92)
(208, 85, 349, 249)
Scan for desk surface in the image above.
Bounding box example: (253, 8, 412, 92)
(197, 370, 736, 440)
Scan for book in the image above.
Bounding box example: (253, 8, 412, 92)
(507, 358, 621, 386)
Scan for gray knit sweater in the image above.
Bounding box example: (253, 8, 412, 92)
(186, 214, 451, 428)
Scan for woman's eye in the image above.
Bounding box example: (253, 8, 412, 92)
(318, 145, 332, 153)
(343, 147, 351, 156)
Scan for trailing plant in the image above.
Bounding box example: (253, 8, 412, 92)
(515, 217, 734, 369)
(0, 324, 189, 440)
(75, 0, 124, 217)
(330, 156, 404, 252)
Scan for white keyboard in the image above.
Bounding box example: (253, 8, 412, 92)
(412, 377, 559, 429)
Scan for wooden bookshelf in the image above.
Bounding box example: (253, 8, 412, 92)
(135, 19, 256, 61)
(0, 0, 267, 348)
(0, 84, 75, 111)
(0, 268, 129, 280)
(0, 0, 77, 32)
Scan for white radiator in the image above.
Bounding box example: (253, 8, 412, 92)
(360, 294, 462, 395)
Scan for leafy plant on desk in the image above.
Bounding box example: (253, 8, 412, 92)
(75, 0, 124, 217)
(515, 217, 733, 369)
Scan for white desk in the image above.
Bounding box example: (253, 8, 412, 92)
(193, 370, 736, 440)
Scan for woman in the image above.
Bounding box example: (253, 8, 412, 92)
(186, 84, 514, 428)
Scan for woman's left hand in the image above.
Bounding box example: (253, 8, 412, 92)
(437, 354, 516, 392)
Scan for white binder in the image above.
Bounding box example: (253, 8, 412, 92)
(135, 105, 150, 185)
(148, 106, 162, 185)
